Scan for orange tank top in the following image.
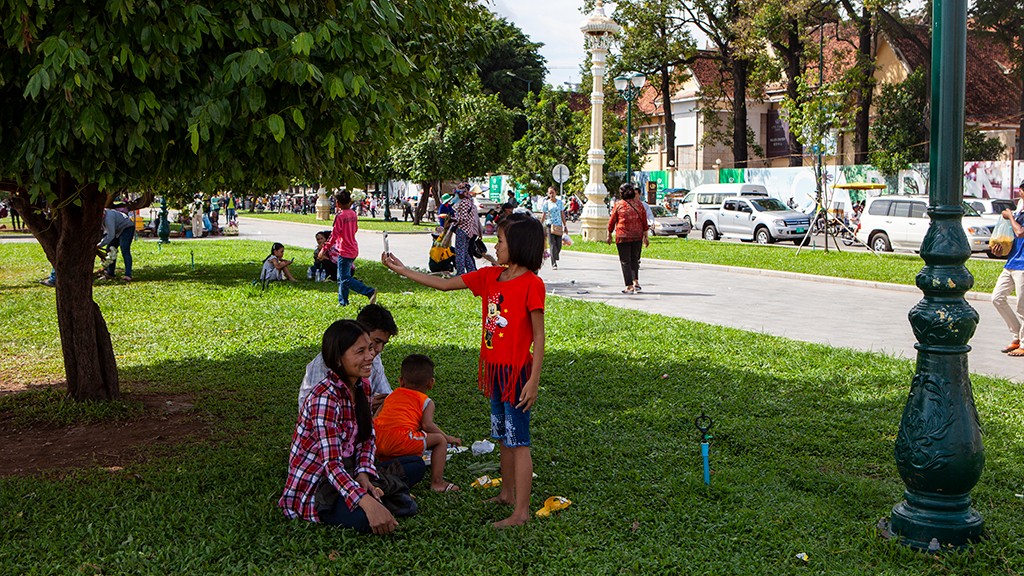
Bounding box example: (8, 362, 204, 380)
(373, 387, 429, 432)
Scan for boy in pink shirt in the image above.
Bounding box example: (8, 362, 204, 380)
(321, 189, 377, 306)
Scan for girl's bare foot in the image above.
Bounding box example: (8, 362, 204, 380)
(485, 495, 514, 506)
(492, 513, 530, 529)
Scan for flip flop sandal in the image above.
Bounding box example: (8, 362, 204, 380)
(621, 289, 634, 294)
(433, 482, 460, 493)
(1008, 348, 1024, 357)
(1002, 341, 1020, 353)
(535, 496, 572, 518)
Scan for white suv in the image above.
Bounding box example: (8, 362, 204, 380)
(855, 196, 993, 254)
(965, 197, 1016, 218)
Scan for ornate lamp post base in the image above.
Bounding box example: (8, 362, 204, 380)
(579, 182, 610, 242)
(888, 493, 983, 550)
(315, 188, 331, 221)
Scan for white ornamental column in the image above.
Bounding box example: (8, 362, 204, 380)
(579, 0, 620, 242)
(315, 187, 331, 220)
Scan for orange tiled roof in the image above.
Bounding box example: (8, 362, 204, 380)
(879, 22, 1020, 125)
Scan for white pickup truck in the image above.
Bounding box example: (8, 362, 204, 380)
(699, 196, 812, 245)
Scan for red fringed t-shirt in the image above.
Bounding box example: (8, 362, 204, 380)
(461, 266, 545, 402)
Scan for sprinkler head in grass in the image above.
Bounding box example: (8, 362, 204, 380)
(695, 412, 713, 442)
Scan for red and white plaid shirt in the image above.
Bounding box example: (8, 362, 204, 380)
(279, 371, 377, 521)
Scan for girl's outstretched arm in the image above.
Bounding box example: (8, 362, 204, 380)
(381, 252, 467, 291)
(516, 309, 545, 411)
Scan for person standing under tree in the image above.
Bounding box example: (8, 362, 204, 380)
(99, 208, 136, 282)
(321, 189, 377, 306)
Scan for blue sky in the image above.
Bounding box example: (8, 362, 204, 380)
(490, 1, 599, 89)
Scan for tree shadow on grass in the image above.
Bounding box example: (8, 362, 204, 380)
(6, 322, 1022, 573)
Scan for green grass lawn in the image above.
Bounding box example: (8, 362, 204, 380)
(1, 240, 1022, 574)
(564, 236, 1007, 294)
(243, 211, 432, 233)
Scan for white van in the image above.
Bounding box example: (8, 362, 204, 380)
(676, 183, 770, 227)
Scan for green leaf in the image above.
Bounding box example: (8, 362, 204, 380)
(291, 32, 314, 56)
(267, 113, 285, 143)
(291, 108, 305, 130)
(189, 123, 200, 153)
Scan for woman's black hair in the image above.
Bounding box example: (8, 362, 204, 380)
(321, 319, 373, 443)
(620, 183, 636, 200)
(316, 230, 331, 240)
(498, 213, 544, 272)
(264, 242, 284, 263)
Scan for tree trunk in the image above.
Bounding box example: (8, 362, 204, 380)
(660, 65, 677, 169)
(11, 175, 120, 401)
(732, 57, 749, 168)
(853, 8, 873, 164)
(783, 21, 804, 166)
(1018, 76, 1024, 161)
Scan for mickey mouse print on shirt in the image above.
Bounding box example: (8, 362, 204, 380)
(484, 293, 508, 349)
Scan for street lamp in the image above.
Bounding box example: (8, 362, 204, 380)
(614, 72, 646, 186)
(885, 0, 984, 550)
(505, 70, 532, 95)
(506, 71, 533, 131)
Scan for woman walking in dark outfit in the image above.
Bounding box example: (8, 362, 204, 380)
(606, 183, 648, 294)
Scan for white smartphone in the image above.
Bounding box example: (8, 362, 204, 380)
(383, 231, 390, 255)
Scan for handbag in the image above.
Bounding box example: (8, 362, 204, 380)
(550, 224, 564, 236)
(440, 223, 456, 248)
(471, 235, 488, 258)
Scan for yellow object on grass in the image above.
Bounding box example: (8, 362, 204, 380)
(535, 496, 572, 518)
(470, 475, 502, 489)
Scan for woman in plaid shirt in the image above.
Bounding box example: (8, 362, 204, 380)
(279, 320, 398, 534)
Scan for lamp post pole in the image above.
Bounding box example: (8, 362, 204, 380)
(578, 0, 621, 242)
(506, 71, 533, 131)
(615, 73, 646, 187)
(886, 0, 984, 550)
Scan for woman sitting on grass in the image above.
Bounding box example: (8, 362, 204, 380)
(279, 320, 399, 535)
(261, 242, 297, 282)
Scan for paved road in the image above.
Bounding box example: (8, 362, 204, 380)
(233, 216, 1023, 383)
(5, 215, 1020, 382)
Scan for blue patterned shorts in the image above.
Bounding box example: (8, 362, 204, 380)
(489, 380, 531, 447)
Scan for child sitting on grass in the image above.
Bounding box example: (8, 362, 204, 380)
(374, 354, 462, 492)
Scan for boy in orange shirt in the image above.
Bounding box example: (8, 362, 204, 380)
(374, 354, 462, 492)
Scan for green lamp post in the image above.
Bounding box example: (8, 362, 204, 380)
(157, 196, 170, 243)
(888, 0, 984, 550)
(614, 72, 646, 186)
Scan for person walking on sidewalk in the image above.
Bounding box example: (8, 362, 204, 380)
(322, 189, 377, 306)
(606, 183, 648, 295)
(992, 187, 1024, 356)
(541, 187, 566, 270)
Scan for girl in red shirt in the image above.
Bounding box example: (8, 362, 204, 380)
(321, 189, 377, 306)
(381, 213, 546, 528)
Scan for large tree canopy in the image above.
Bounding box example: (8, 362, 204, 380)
(0, 0, 482, 401)
(474, 14, 545, 111)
